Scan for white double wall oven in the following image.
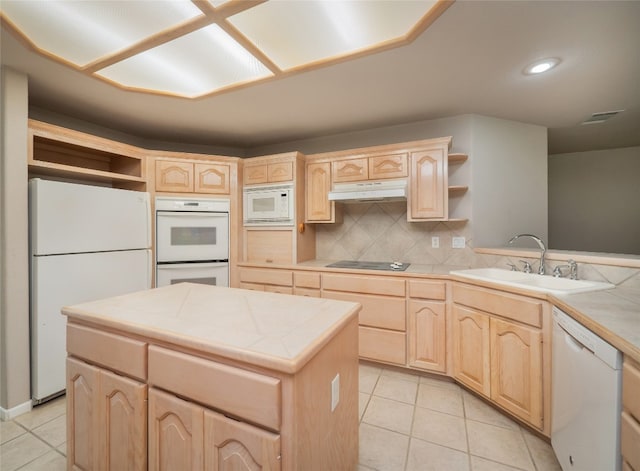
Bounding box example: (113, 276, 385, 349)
(155, 197, 230, 288)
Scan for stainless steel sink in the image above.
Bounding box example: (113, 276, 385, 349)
(450, 268, 615, 295)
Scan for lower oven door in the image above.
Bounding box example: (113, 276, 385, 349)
(156, 262, 229, 288)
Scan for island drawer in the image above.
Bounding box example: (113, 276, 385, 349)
(322, 274, 405, 297)
(148, 346, 281, 431)
(67, 323, 147, 381)
(408, 280, 446, 300)
(359, 326, 406, 365)
(239, 268, 293, 287)
(623, 359, 640, 421)
(323, 291, 406, 331)
(621, 411, 640, 471)
(452, 283, 542, 328)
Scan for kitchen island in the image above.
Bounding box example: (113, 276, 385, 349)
(62, 283, 361, 471)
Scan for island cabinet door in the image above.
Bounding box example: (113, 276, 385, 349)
(148, 388, 204, 471)
(204, 410, 281, 471)
(67, 357, 100, 471)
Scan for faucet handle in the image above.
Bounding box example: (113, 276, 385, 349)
(567, 259, 578, 280)
(519, 260, 533, 273)
(507, 263, 518, 271)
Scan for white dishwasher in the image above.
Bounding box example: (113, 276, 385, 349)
(552, 307, 622, 471)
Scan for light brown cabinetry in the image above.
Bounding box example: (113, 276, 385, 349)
(332, 158, 368, 182)
(331, 153, 408, 183)
(408, 148, 446, 220)
(238, 267, 294, 294)
(322, 273, 407, 366)
(622, 357, 640, 471)
(244, 161, 293, 185)
(28, 119, 146, 191)
(408, 280, 447, 373)
(451, 283, 548, 433)
(305, 162, 334, 223)
(155, 159, 230, 195)
(244, 229, 295, 265)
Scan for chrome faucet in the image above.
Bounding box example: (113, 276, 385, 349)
(508, 234, 547, 275)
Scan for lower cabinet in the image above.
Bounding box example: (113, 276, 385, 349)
(67, 357, 147, 471)
(408, 299, 447, 373)
(451, 283, 547, 432)
(148, 388, 280, 471)
(622, 357, 640, 471)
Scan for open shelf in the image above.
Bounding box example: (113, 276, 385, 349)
(448, 185, 468, 195)
(448, 153, 468, 164)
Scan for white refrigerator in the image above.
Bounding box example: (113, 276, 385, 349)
(29, 179, 152, 403)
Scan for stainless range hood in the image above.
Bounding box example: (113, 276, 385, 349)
(328, 180, 407, 203)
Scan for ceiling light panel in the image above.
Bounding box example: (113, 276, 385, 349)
(0, 0, 203, 67)
(95, 24, 273, 97)
(226, 0, 438, 70)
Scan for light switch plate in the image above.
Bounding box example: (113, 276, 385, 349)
(431, 236, 440, 248)
(452, 237, 465, 249)
(331, 374, 340, 412)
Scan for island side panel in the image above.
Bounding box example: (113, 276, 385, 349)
(281, 316, 359, 471)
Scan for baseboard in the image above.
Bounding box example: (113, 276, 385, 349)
(0, 400, 32, 421)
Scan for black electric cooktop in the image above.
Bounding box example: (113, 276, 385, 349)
(325, 260, 410, 271)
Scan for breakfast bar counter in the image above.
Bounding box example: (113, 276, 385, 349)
(62, 283, 361, 471)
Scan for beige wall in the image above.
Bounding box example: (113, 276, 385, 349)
(1, 67, 30, 413)
(549, 146, 640, 255)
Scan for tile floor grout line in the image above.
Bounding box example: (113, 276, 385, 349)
(519, 426, 540, 471)
(461, 389, 473, 471)
(402, 387, 420, 471)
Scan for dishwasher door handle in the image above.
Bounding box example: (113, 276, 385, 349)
(558, 322, 594, 355)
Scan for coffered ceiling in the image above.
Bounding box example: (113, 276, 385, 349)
(1, 0, 639, 154)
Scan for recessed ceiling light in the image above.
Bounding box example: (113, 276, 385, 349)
(523, 58, 561, 75)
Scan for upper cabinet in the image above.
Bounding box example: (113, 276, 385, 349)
(306, 137, 468, 223)
(244, 160, 294, 185)
(28, 120, 146, 191)
(154, 159, 230, 195)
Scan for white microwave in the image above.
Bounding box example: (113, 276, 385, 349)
(243, 184, 294, 225)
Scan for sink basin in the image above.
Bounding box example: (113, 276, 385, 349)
(450, 268, 615, 295)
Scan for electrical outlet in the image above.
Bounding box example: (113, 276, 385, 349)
(331, 374, 340, 412)
(452, 237, 465, 249)
(431, 236, 440, 248)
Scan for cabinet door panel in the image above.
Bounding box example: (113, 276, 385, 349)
(195, 163, 230, 194)
(332, 158, 368, 182)
(323, 290, 406, 331)
(244, 230, 293, 264)
(359, 326, 406, 365)
(149, 388, 204, 471)
(408, 148, 446, 220)
(490, 317, 543, 428)
(408, 300, 446, 373)
(267, 162, 293, 183)
(67, 357, 100, 471)
(204, 410, 281, 471)
(306, 162, 333, 222)
(452, 305, 490, 397)
(155, 161, 194, 193)
(244, 164, 268, 185)
(369, 153, 408, 179)
(100, 369, 147, 471)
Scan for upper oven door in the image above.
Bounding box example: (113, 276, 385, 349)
(156, 211, 229, 263)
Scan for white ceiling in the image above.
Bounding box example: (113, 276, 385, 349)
(1, 1, 639, 154)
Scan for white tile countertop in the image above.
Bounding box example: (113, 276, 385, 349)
(62, 283, 360, 374)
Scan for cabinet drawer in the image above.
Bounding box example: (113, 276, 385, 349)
(623, 358, 640, 421)
(264, 285, 293, 295)
(452, 283, 543, 328)
(369, 153, 408, 179)
(359, 327, 406, 365)
(322, 274, 405, 297)
(621, 411, 640, 471)
(294, 288, 321, 298)
(67, 323, 147, 381)
(323, 291, 406, 331)
(148, 346, 281, 431)
(239, 268, 293, 287)
(408, 280, 446, 300)
(294, 271, 320, 289)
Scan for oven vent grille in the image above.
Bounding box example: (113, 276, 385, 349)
(581, 110, 624, 125)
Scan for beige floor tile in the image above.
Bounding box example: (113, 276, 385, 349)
(0, 421, 26, 445)
(521, 428, 562, 471)
(373, 375, 419, 405)
(359, 423, 409, 471)
(359, 393, 371, 421)
(359, 363, 383, 377)
(362, 396, 415, 435)
(467, 420, 534, 471)
(416, 383, 464, 417)
(470, 455, 525, 471)
(359, 369, 380, 394)
(14, 397, 66, 431)
(17, 450, 66, 471)
(380, 368, 420, 383)
(412, 407, 468, 452)
(419, 375, 461, 391)
(463, 391, 520, 430)
(405, 438, 470, 471)
(0, 433, 50, 471)
(32, 415, 66, 447)
(57, 442, 67, 457)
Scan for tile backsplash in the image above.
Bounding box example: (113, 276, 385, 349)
(315, 202, 640, 287)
